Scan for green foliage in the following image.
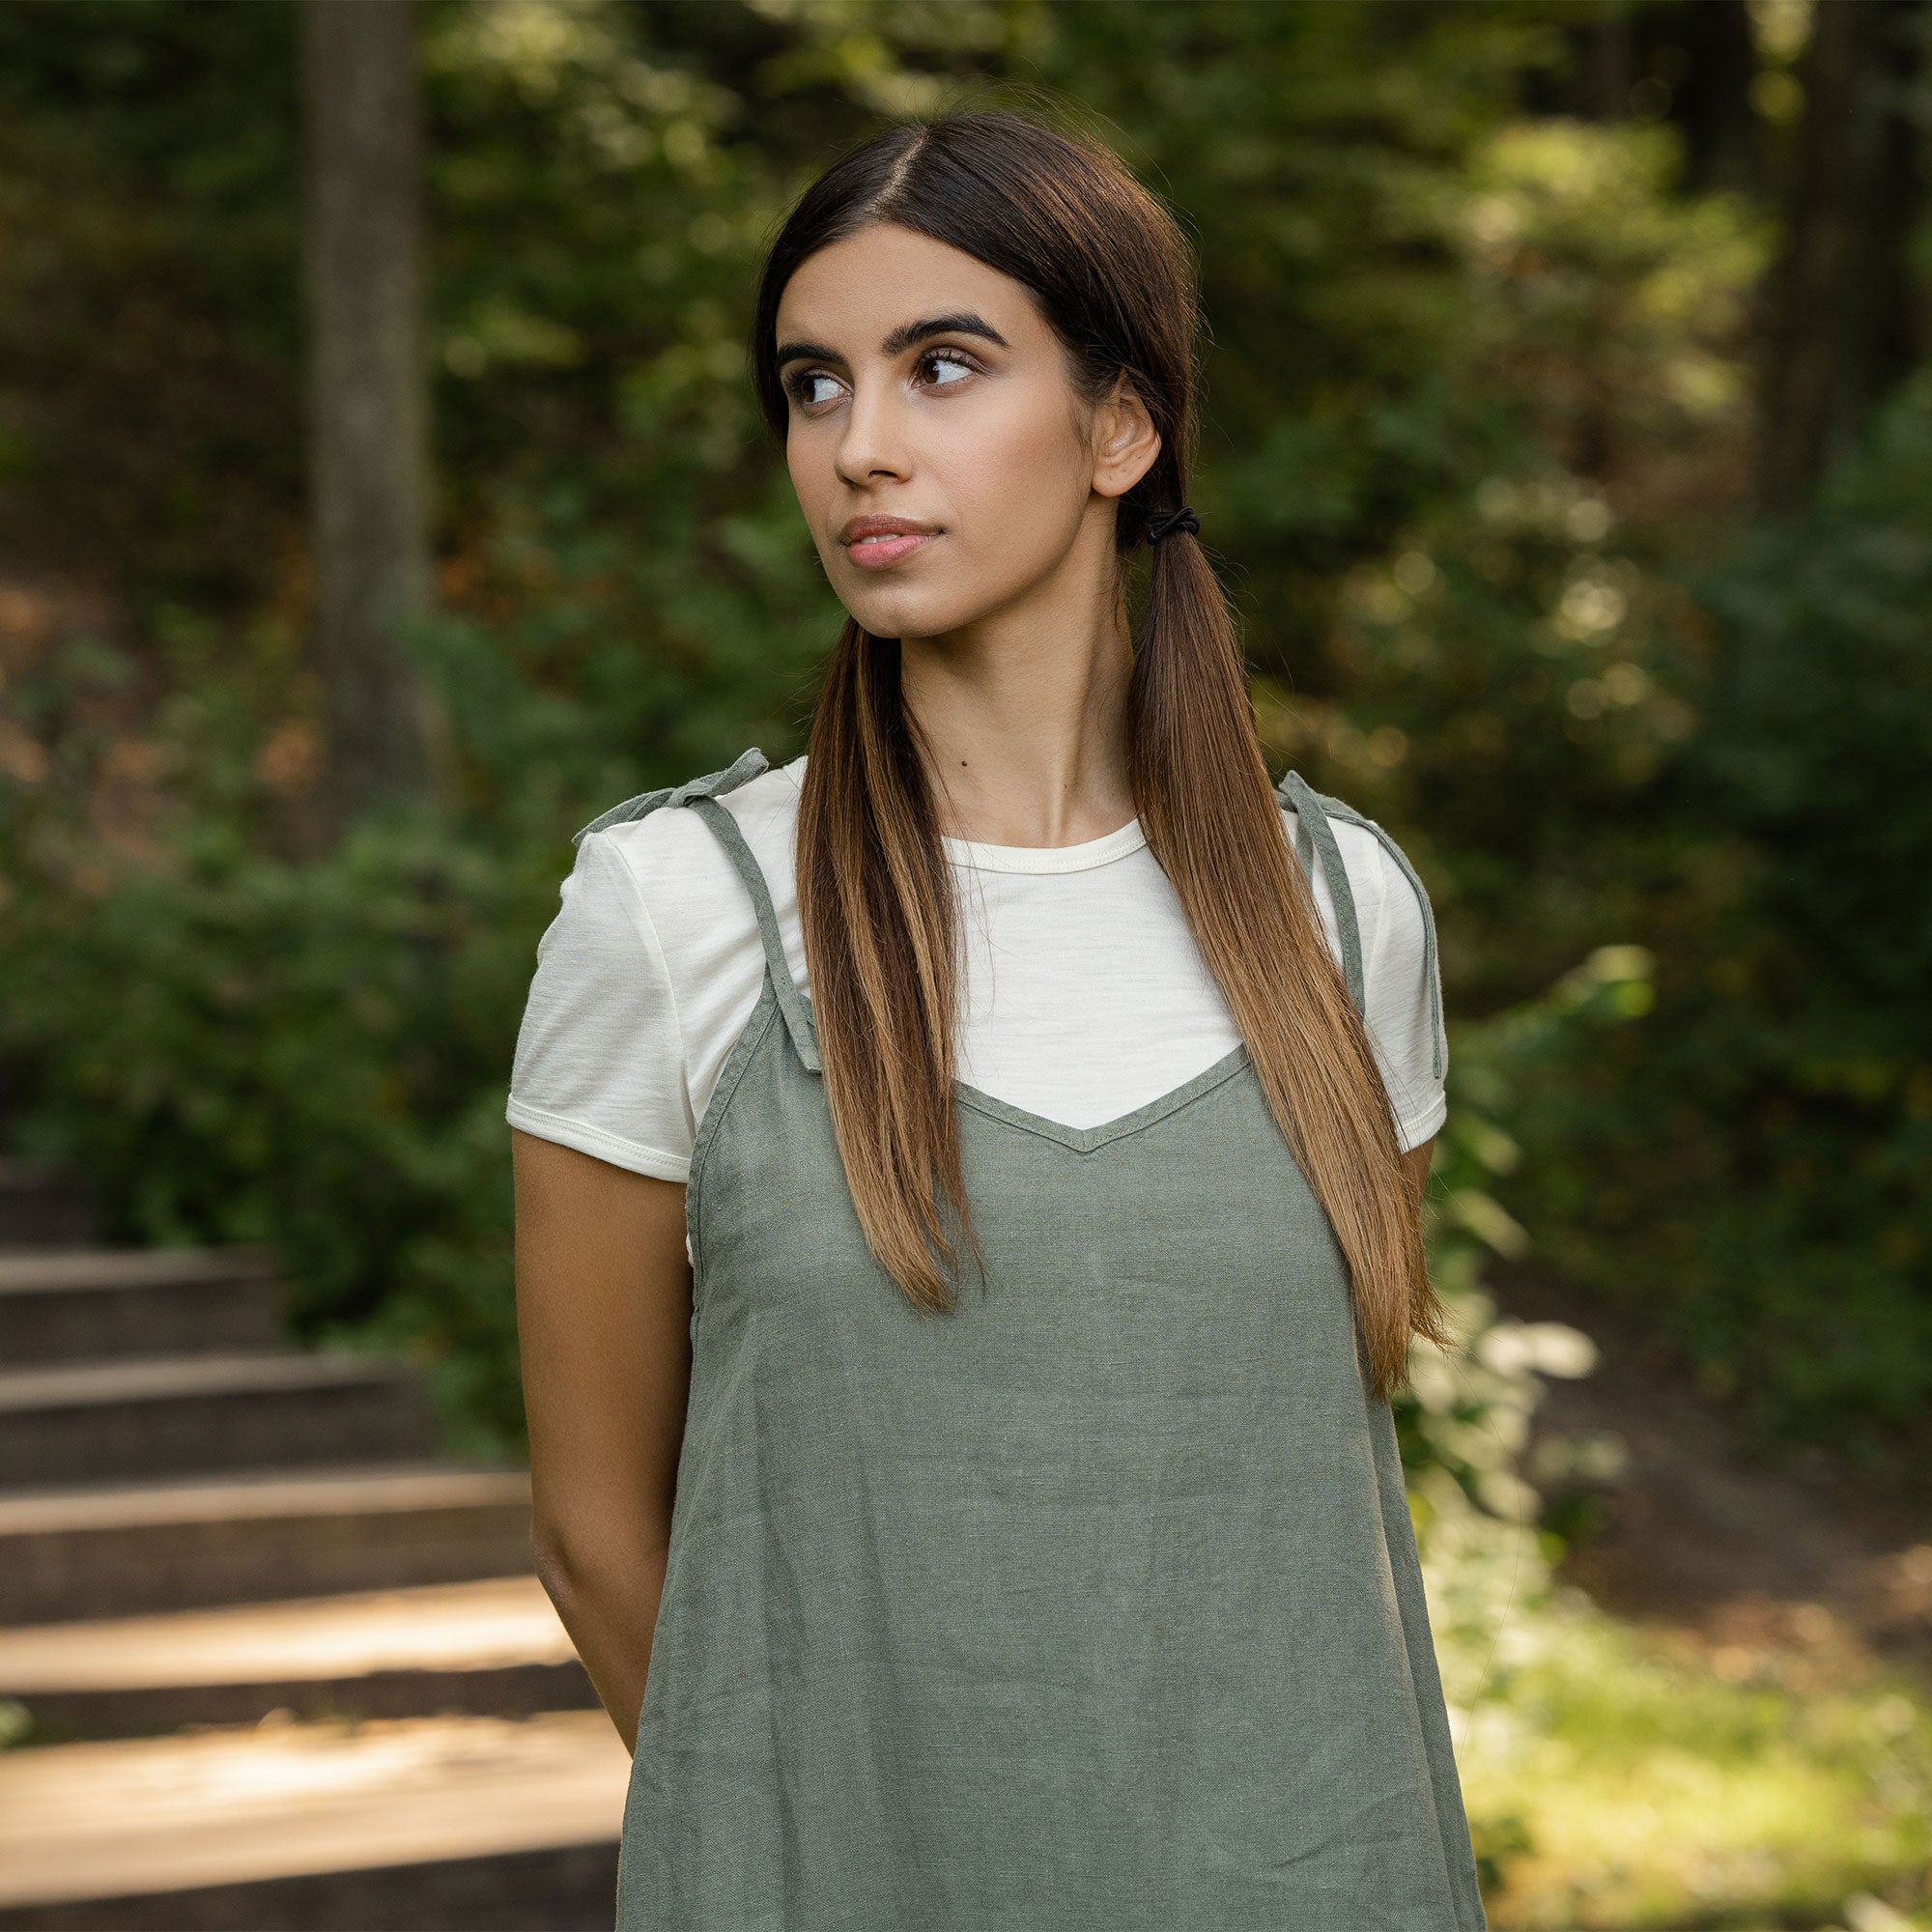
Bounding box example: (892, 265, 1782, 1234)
(0, 2, 303, 608)
(1396, 944, 1654, 1541)
(0, 631, 542, 1454)
(1495, 373, 1932, 1477)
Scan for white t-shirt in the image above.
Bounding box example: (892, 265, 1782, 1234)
(507, 754, 1447, 1192)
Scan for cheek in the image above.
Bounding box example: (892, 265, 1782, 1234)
(941, 389, 1088, 537)
(785, 437, 840, 562)
(785, 435, 821, 508)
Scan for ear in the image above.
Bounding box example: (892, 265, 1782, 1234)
(1090, 372, 1161, 501)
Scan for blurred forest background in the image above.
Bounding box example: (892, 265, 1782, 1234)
(1, 1, 1930, 1915)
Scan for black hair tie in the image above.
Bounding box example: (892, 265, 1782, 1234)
(1147, 504, 1200, 543)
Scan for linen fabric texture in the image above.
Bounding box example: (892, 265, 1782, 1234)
(559, 750, 1486, 1930)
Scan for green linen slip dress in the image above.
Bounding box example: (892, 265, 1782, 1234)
(578, 747, 1488, 1931)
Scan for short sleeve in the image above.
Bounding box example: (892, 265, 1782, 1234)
(1362, 838, 1448, 1154)
(505, 830, 696, 1181)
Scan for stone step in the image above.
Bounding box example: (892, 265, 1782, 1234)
(0, 1247, 284, 1366)
(0, 1350, 438, 1487)
(0, 1709, 628, 1929)
(0, 1574, 596, 1740)
(0, 1463, 536, 1625)
(0, 1162, 95, 1252)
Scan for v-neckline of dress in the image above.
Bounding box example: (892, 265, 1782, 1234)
(950, 1042, 1254, 1154)
(777, 980, 1254, 1158)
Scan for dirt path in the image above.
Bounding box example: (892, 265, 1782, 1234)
(1491, 1262, 1932, 1686)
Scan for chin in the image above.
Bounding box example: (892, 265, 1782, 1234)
(842, 590, 967, 640)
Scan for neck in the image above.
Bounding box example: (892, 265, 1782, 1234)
(897, 528, 1136, 852)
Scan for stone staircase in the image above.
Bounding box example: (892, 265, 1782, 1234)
(0, 1160, 629, 1929)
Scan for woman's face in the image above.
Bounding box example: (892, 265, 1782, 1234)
(773, 222, 1149, 644)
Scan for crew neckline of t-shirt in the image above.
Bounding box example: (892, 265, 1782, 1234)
(940, 816, 1148, 875)
(778, 753, 1148, 875)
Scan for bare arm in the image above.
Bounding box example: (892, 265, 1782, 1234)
(512, 1128, 693, 1754)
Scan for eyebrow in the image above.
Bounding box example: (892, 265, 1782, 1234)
(773, 311, 1011, 372)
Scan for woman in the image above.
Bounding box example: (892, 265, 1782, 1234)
(510, 108, 1487, 1929)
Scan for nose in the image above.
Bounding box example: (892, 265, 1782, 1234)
(833, 370, 912, 487)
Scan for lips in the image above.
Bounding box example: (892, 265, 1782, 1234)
(839, 515, 941, 571)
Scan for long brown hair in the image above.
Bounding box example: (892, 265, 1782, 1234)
(749, 108, 1455, 1401)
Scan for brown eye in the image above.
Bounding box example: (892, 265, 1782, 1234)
(917, 350, 976, 389)
(785, 370, 840, 411)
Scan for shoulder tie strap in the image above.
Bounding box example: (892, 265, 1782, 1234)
(1275, 771, 1445, 1083)
(1277, 770, 1366, 1019)
(682, 795, 820, 1073)
(571, 744, 771, 845)
(572, 747, 821, 1074)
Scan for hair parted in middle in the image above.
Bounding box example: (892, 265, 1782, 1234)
(749, 105, 1456, 1402)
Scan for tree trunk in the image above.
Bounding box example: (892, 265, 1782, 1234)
(300, 0, 440, 830)
(1672, 0, 1759, 195)
(1756, 0, 1927, 515)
